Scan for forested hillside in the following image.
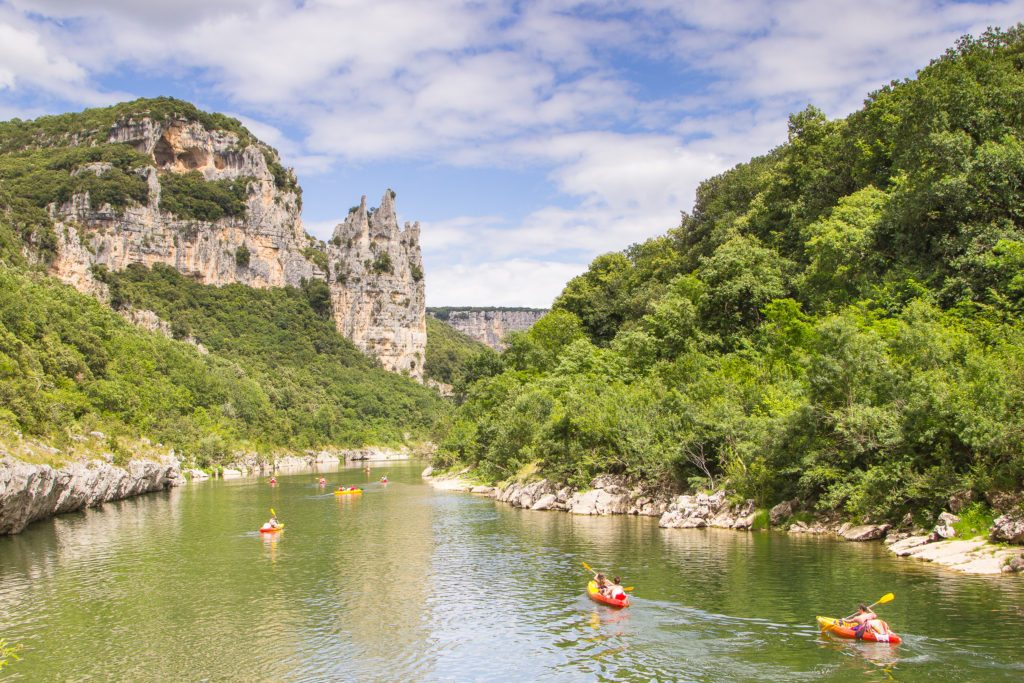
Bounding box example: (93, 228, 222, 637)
(438, 27, 1024, 523)
(0, 264, 444, 468)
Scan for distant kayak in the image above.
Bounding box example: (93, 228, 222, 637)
(587, 580, 629, 608)
(259, 524, 284, 533)
(334, 488, 363, 496)
(817, 616, 901, 644)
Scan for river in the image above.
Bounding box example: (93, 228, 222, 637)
(1, 461, 1022, 681)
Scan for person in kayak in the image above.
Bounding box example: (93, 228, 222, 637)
(262, 515, 280, 530)
(318, 477, 326, 486)
(595, 573, 615, 598)
(849, 604, 890, 639)
(608, 577, 627, 601)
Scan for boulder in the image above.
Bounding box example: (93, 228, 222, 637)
(840, 524, 891, 542)
(421, 466, 433, 478)
(948, 490, 974, 514)
(990, 510, 1024, 544)
(769, 499, 797, 526)
(934, 511, 960, 539)
(518, 493, 534, 509)
(532, 494, 557, 511)
(470, 485, 495, 495)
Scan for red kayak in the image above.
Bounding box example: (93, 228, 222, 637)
(817, 616, 901, 644)
(588, 580, 629, 608)
(259, 524, 284, 534)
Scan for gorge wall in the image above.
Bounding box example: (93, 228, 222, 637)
(35, 103, 425, 379)
(327, 192, 426, 379)
(428, 308, 546, 350)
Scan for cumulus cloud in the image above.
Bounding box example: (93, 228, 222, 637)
(3, 0, 1021, 307)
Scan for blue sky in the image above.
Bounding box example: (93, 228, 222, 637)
(1, 0, 1022, 306)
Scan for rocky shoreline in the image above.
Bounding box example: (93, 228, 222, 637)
(422, 468, 1024, 576)
(0, 456, 183, 535)
(187, 446, 417, 480)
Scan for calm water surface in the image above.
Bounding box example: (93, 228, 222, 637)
(1, 462, 1022, 681)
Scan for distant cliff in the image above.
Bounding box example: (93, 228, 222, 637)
(0, 98, 425, 379)
(428, 307, 547, 350)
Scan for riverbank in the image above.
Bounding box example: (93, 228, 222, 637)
(0, 455, 182, 535)
(422, 467, 1024, 576)
(203, 445, 422, 480)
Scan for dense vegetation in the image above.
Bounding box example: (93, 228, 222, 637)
(158, 171, 251, 221)
(424, 316, 498, 391)
(0, 262, 444, 468)
(438, 28, 1024, 523)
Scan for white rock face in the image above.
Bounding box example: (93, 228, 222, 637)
(52, 117, 319, 292)
(0, 456, 182, 535)
(43, 113, 428, 377)
(432, 309, 547, 350)
(327, 192, 426, 379)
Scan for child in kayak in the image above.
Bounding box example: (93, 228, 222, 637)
(849, 604, 890, 639)
(608, 577, 627, 601)
(261, 515, 280, 530)
(318, 477, 326, 486)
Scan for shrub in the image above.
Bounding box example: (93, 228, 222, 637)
(158, 171, 250, 221)
(235, 245, 251, 268)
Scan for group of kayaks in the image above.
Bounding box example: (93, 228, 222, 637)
(584, 563, 900, 645)
(258, 475, 390, 533)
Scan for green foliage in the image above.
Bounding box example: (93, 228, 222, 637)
(235, 245, 251, 268)
(0, 637, 23, 673)
(0, 263, 444, 466)
(952, 503, 996, 538)
(438, 27, 1024, 521)
(410, 261, 423, 282)
(371, 252, 393, 274)
(424, 316, 497, 390)
(302, 246, 328, 272)
(158, 171, 249, 221)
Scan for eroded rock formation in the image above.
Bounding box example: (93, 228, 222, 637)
(327, 192, 426, 379)
(51, 117, 321, 293)
(0, 456, 182, 535)
(40, 108, 426, 378)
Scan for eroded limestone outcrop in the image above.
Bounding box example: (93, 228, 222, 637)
(0, 456, 182, 535)
(327, 192, 426, 379)
(51, 117, 320, 293)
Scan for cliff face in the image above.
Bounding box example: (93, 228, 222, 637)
(431, 309, 547, 350)
(327, 192, 426, 379)
(25, 102, 426, 379)
(49, 116, 320, 294)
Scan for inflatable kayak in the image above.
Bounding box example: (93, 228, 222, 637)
(587, 580, 629, 608)
(259, 524, 284, 533)
(334, 488, 363, 496)
(817, 616, 901, 644)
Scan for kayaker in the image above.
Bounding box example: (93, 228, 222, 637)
(849, 604, 890, 639)
(262, 515, 280, 530)
(608, 576, 627, 601)
(318, 477, 326, 486)
(269, 477, 277, 485)
(595, 573, 611, 596)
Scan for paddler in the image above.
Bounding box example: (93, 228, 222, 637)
(318, 477, 326, 486)
(848, 604, 890, 639)
(608, 576, 627, 601)
(261, 515, 280, 530)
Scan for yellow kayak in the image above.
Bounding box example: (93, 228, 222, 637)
(334, 488, 363, 496)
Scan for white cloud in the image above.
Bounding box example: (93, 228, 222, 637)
(426, 259, 586, 307)
(4, 0, 1021, 307)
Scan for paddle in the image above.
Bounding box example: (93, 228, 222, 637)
(843, 593, 894, 620)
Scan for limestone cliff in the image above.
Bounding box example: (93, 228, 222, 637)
(12, 99, 426, 378)
(428, 308, 547, 350)
(327, 192, 426, 379)
(49, 115, 321, 293)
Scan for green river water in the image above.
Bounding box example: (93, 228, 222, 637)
(1, 461, 1022, 681)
